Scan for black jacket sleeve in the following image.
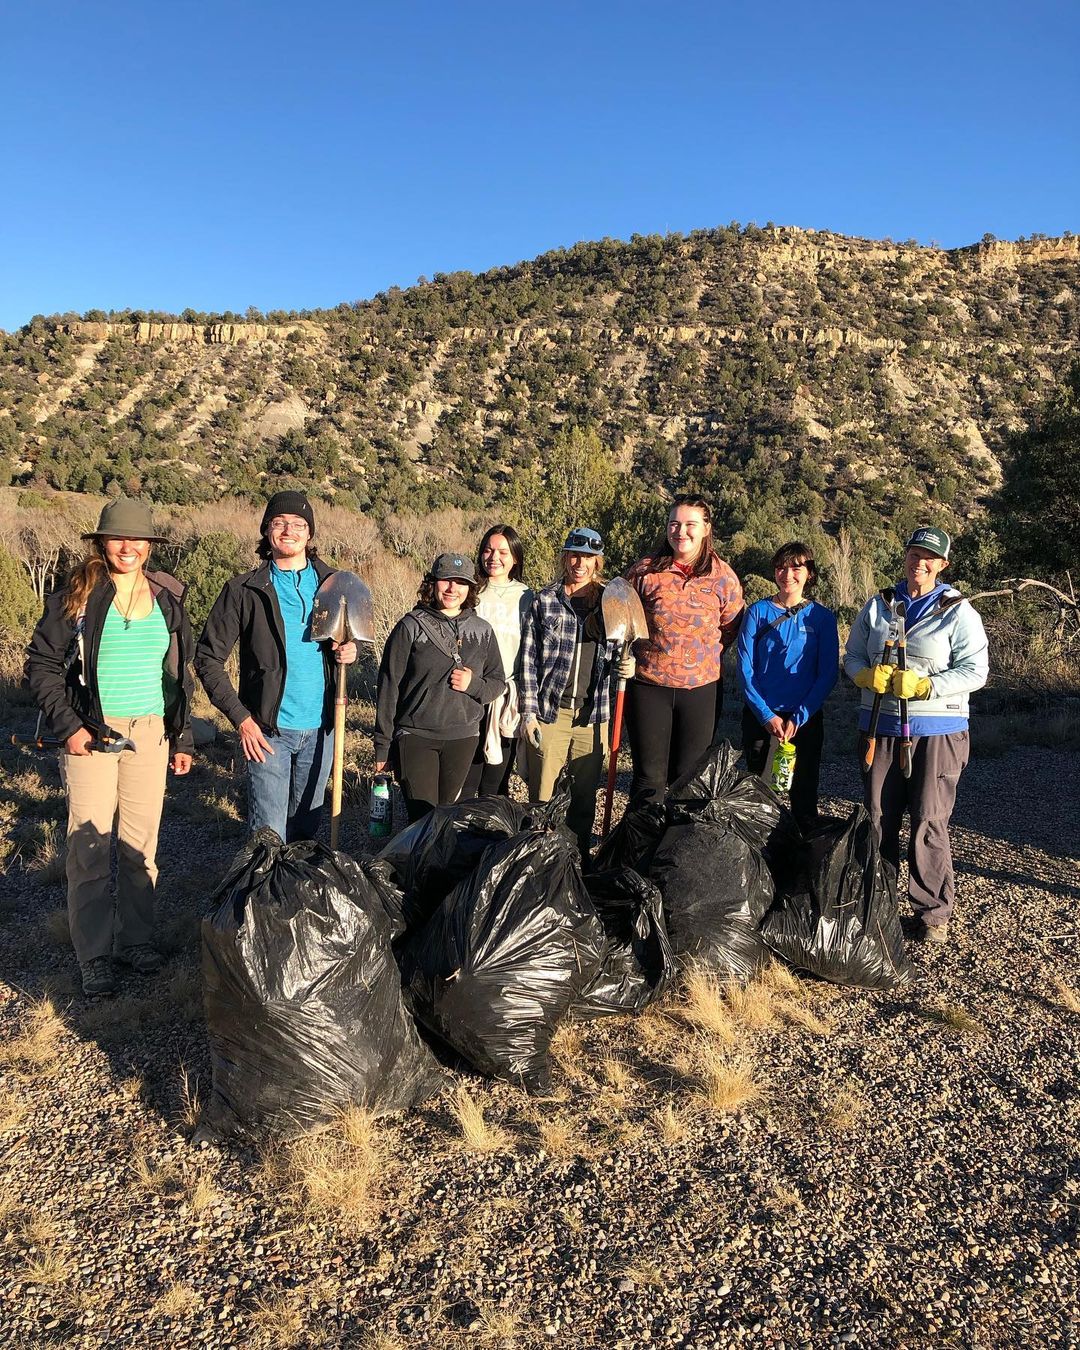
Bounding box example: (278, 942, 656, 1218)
(373, 618, 413, 762)
(24, 592, 85, 742)
(467, 630, 507, 705)
(194, 580, 251, 729)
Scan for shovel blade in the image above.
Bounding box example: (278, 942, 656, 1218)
(601, 576, 649, 645)
(311, 571, 376, 644)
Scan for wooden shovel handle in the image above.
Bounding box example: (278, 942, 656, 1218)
(329, 662, 347, 850)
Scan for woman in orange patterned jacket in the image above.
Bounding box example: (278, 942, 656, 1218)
(624, 495, 744, 802)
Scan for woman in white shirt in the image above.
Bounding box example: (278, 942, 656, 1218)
(462, 525, 534, 797)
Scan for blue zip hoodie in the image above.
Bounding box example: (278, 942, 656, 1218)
(737, 599, 839, 729)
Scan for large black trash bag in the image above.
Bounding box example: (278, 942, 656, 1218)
(589, 799, 667, 874)
(574, 868, 676, 1018)
(201, 830, 442, 1141)
(760, 806, 912, 990)
(402, 826, 606, 1092)
(374, 797, 538, 937)
(649, 742, 801, 979)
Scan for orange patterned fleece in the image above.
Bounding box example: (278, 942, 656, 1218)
(625, 552, 744, 690)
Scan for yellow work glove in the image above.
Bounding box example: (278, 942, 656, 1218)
(890, 669, 932, 700)
(853, 664, 896, 695)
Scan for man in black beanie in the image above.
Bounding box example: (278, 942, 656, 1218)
(195, 491, 357, 841)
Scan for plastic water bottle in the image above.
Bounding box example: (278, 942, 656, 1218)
(770, 741, 797, 793)
(368, 775, 392, 839)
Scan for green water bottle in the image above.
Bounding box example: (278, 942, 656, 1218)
(368, 774, 392, 839)
(770, 740, 797, 793)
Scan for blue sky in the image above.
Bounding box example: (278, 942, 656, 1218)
(2, 0, 1077, 330)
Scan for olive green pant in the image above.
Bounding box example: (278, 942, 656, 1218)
(59, 715, 170, 964)
(526, 707, 608, 855)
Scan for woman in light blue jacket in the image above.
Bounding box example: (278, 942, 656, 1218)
(844, 526, 989, 945)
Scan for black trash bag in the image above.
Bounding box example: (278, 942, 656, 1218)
(202, 830, 442, 1141)
(589, 799, 667, 874)
(647, 742, 801, 980)
(402, 826, 605, 1091)
(649, 818, 775, 980)
(760, 806, 912, 990)
(375, 797, 541, 938)
(668, 740, 802, 891)
(574, 868, 676, 1018)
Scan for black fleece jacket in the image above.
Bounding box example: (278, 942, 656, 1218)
(374, 606, 505, 761)
(25, 570, 194, 753)
(194, 558, 338, 734)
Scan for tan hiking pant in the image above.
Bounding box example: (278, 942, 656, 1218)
(526, 706, 608, 854)
(59, 715, 170, 964)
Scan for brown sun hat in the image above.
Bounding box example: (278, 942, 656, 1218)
(82, 498, 169, 544)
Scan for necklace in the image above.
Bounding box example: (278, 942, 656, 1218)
(113, 576, 146, 630)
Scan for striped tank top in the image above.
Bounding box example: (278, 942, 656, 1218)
(97, 603, 169, 718)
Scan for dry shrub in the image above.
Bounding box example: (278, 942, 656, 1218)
(1051, 977, 1080, 1014)
(450, 1085, 512, 1153)
(150, 1282, 200, 1321)
(677, 965, 737, 1043)
(0, 997, 65, 1074)
(688, 1038, 765, 1116)
(263, 1106, 393, 1230)
(652, 1101, 689, 1145)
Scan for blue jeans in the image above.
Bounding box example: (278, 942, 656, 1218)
(246, 727, 334, 842)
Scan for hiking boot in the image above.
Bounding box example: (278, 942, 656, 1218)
(80, 957, 117, 997)
(116, 944, 164, 975)
(922, 922, 949, 946)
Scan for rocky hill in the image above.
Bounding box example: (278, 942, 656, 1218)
(1, 225, 1077, 560)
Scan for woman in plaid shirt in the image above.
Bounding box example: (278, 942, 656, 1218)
(519, 527, 632, 855)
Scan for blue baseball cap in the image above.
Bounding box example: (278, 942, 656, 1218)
(562, 527, 604, 555)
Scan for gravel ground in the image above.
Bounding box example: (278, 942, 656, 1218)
(1, 719, 1078, 1350)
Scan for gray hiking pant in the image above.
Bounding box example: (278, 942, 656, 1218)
(858, 730, 970, 926)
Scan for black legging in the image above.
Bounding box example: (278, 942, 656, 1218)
(626, 679, 720, 803)
(741, 706, 824, 831)
(395, 733, 479, 823)
(461, 736, 515, 800)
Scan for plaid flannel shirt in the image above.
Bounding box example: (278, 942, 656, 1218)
(519, 583, 616, 725)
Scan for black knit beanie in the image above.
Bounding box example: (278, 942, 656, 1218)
(261, 491, 315, 538)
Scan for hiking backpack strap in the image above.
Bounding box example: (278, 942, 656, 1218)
(753, 599, 809, 644)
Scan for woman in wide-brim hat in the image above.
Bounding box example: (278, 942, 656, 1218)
(26, 498, 195, 997)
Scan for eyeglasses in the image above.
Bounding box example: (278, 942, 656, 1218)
(565, 530, 603, 551)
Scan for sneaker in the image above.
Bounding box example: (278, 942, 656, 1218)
(81, 957, 117, 996)
(922, 922, 949, 945)
(116, 944, 164, 975)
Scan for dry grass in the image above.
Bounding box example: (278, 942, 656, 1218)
(150, 1281, 200, 1321)
(21, 1246, 73, 1286)
(688, 1039, 765, 1116)
(724, 979, 779, 1030)
(132, 1150, 185, 1197)
(178, 1063, 202, 1130)
(0, 1087, 28, 1134)
(27, 819, 66, 884)
(41, 907, 70, 948)
(824, 1082, 868, 1130)
(450, 1085, 512, 1153)
(771, 1181, 804, 1211)
(759, 960, 805, 998)
(780, 1002, 834, 1036)
(0, 996, 65, 1074)
(1051, 977, 1080, 1014)
(621, 1259, 666, 1289)
(599, 1056, 634, 1091)
(119, 1074, 144, 1102)
(676, 965, 737, 1043)
(20, 1211, 59, 1246)
(190, 1167, 222, 1214)
(249, 1291, 306, 1349)
(549, 1022, 587, 1077)
(652, 1100, 690, 1145)
(263, 1106, 393, 1231)
(533, 1112, 582, 1159)
(923, 1001, 986, 1037)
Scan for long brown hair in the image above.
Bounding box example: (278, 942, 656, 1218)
(475, 524, 526, 591)
(646, 494, 715, 577)
(64, 542, 111, 620)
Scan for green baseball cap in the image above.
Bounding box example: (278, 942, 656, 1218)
(904, 525, 951, 560)
(82, 498, 168, 544)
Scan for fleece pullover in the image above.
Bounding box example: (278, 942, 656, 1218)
(374, 607, 505, 761)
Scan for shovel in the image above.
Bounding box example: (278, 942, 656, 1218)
(311, 571, 375, 849)
(599, 576, 650, 838)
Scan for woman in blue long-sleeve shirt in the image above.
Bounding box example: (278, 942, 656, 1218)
(737, 541, 839, 830)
